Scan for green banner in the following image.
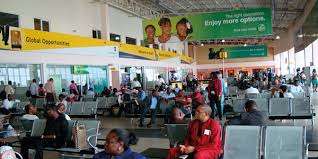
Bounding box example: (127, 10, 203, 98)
(143, 8, 272, 42)
(72, 65, 89, 74)
(208, 45, 267, 59)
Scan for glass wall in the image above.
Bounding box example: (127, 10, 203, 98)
(0, 64, 42, 87)
(314, 39, 318, 67)
(275, 38, 317, 76)
(288, 47, 295, 75)
(46, 65, 108, 94)
(295, 50, 305, 70)
(305, 44, 313, 67)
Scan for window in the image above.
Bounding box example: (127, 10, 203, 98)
(0, 12, 19, 27)
(34, 18, 49, 31)
(295, 50, 305, 70)
(126, 37, 137, 45)
(110, 33, 121, 42)
(280, 51, 288, 75)
(274, 54, 281, 75)
(305, 44, 313, 66)
(288, 47, 295, 74)
(314, 39, 318, 67)
(92, 30, 101, 39)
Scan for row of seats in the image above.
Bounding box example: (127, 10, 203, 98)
(232, 97, 312, 117)
(165, 124, 307, 159)
(19, 119, 101, 157)
(66, 101, 98, 118)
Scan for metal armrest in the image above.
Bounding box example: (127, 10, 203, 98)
(15, 151, 23, 159)
(87, 133, 102, 154)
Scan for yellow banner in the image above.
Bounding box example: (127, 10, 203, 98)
(0, 26, 192, 63)
(21, 28, 119, 50)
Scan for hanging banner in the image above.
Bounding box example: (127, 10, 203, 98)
(143, 8, 272, 46)
(0, 26, 192, 63)
(207, 45, 267, 59)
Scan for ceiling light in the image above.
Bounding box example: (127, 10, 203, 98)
(275, 36, 280, 39)
(244, 43, 247, 47)
(221, 39, 225, 43)
(200, 43, 204, 46)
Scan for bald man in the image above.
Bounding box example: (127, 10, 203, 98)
(166, 105, 222, 159)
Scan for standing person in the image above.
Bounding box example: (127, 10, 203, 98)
(4, 81, 15, 96)
(312, 69, 318, 92)
(20, 105, 68, 159)
(166, 105, 222, 159)
(218, 72, 227, 116)
(69, 80, 78, 95)
(44, 78, 56, 105)
(93, 128, 145, 159)
(30, 79, 39, 104)
(157, 75, 166, 86)
(300, 67, 307, 86)
(207, 72, 223, 120)
(208, 48, 216, 59)
(139, 89, 160, 128)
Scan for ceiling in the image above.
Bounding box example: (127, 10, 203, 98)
(96, 0, 310, 45)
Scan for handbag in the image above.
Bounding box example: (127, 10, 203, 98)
(71, 121, 88, 150)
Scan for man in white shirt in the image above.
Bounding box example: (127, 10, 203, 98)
(21, 104, 39, 120)
(245, 85, 260, 94)
(4, 81, 15, 96)
(87, 88, 95, 96)
(157, 75, 165, 86)
(1, 94, 15, 114)
(30, 79, 39, 97)
(131, 78, 141, 89)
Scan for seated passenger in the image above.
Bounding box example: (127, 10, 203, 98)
(56, 103, 71, 121)
(87, 88, 95, 96)
(93, 128, 145, 159)
(192, 87, 203, 110)
(245, 84, 260, 94)
(21, 104, 39, 120)
(0, 94, 15, 115)
(279, 85, 294, 98)
(56, 94, 67, 109)
(227, 100, 267, 126)
(292, 80, 304, 93)
(67, 89, 77, 102)
(20, 105, 68, 159)
(166, 105, 222, 159)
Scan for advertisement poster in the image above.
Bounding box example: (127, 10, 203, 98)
(143, 8, 272, 54)
(208, 45, 267, 59)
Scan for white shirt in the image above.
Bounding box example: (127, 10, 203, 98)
(87, 91, 95, 96)
(294, 85, 304, 93)
(245, 87, 260, 94)
(283, 92, 294, 98)
(30, 82, 38, 96)
(131, 81, 141, 88)
(21, 114, 39, 120)
(64, 114, 71, 120)
(1, 99, 14, 109)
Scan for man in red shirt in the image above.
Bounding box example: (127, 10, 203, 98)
(166, 105, 222, 159)
(207, 72, 223, 120)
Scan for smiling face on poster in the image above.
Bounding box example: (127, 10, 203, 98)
(143, 8, 272, 55)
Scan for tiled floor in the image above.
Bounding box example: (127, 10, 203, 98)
(10, 93, 318, 158)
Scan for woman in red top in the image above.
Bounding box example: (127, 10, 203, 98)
(192, 87, 203, 110)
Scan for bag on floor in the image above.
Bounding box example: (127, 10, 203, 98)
(72, 121, 88, 150)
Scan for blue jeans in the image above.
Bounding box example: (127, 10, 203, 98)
(209, 97, 222, 120)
